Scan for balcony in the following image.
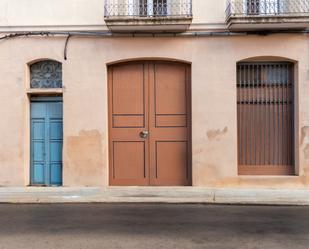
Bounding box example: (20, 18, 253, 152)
(226, 0, 309, 30)
(104, 0, 192, 32)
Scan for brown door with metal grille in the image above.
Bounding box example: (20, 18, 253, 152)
(237, 62, 294, 175)
(108, 61, 191, 186)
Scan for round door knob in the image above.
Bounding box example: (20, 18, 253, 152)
(140, 131, 149, 138)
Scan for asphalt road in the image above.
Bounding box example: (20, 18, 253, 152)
(0, 204, 308, 249)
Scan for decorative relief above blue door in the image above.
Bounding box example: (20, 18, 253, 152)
(30, 60, 62, 88)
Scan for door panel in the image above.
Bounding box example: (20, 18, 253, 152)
(50, 121, 62, 140)
(30, 99, 63, 186)
(109, 61, 191, 186)
(33, 121, 45, 139)
(113, 116, 144, 128)
(32, 119, 45, 184)
(149, 62, 191, 186)
(33, 163, 45, 184)
(155, 63, 187, 115)
(113, 142, 146, 184)
(156, 115, 187, 127)
(33, 142, 45, 161)
(49, 118, 63, 185)
(112, 64, 145, 115)
(49, 102, 63, 117)
(155, 141, 188, 186)
(50, 163, 62, 185)
(109, 63, 149, 186)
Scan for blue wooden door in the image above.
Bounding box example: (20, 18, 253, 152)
(30, 98, 63, 186)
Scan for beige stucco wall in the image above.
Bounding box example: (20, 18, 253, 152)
(0, 0, 227, 32)
(0, 33, 308, 188)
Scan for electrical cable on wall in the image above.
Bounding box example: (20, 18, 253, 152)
(64, 34, 72, 60)
(0, 30, 308, 61)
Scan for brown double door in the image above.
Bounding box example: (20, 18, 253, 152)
(108, 61, 191, 186)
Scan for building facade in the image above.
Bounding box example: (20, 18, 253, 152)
(0, 0, 309, 188)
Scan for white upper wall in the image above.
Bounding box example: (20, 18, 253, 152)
(0, 0, 105, 28)
(193, 0, 226, 25)
(0, 0, 227, 31)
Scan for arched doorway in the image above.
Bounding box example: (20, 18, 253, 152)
(237, 61, 295, 175)
(108, 61, 191, 186)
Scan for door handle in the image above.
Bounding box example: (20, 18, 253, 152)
(139, 130, 149, 139)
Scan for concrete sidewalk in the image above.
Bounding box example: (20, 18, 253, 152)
(1, 187, 309, 205)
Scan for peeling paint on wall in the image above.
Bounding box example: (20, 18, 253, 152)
(300, 126, 309, 160)
(207, 127, 228, 141)
(300, 126, 309, 145)
(304, 144, 309, 160)
(65, 130, 104, 186)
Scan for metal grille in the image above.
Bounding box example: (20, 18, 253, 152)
(104, 0, 192, 18)
(30, 60, 62, 89)
(237, 62, 294, 175)
(137, 0, 168, 16)
(226, 0, 309, 18)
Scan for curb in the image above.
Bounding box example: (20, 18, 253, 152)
(0, 187, 308, 205)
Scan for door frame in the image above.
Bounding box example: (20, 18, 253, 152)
(30, 96, 63, 186)
(107, 60, 192, 186)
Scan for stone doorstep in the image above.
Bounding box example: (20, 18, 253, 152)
(0, 187, 309, 205)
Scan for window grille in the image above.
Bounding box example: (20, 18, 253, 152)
(237, 62, 294, 175)
(30, 60, 62, 89)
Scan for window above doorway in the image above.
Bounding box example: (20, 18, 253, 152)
(30, 60, 62, 89)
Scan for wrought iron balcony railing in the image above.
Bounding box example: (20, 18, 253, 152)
(104, 0, 192, 18)
(226, 0, 309, 19)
